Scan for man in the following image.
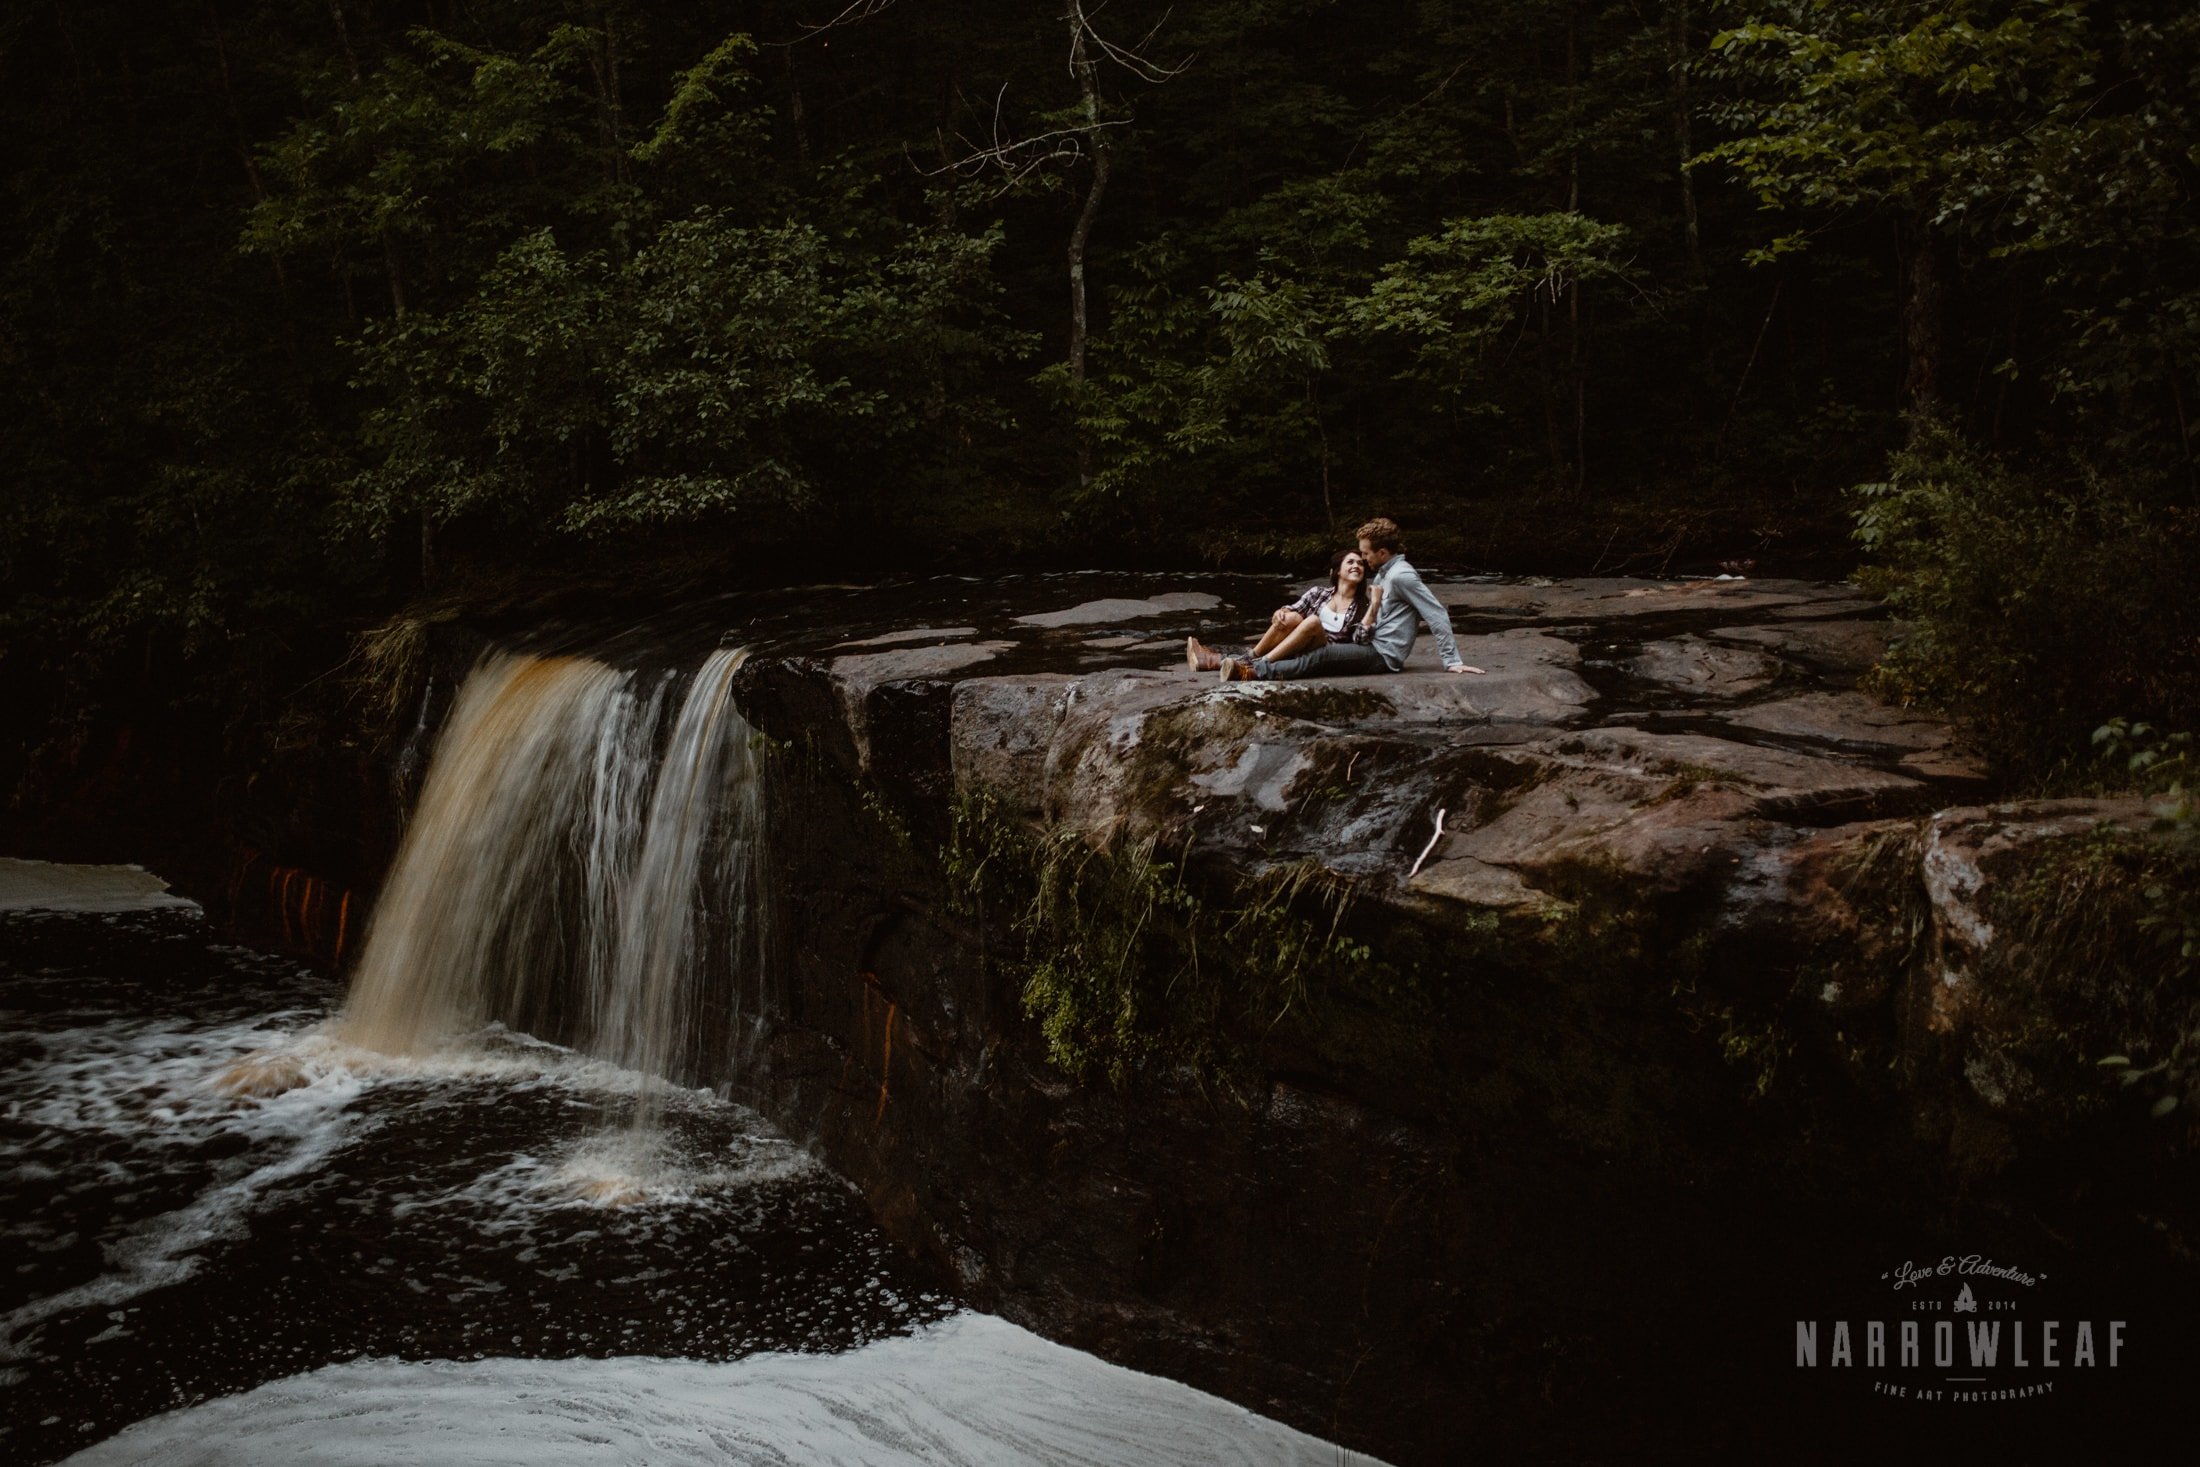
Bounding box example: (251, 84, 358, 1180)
(1218, 517, 1483, 681)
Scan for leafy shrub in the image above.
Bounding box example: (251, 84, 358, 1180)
(1852, 421, 2200, 777)
(2093, 718, 2200, 975)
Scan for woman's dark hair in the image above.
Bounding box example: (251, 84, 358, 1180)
(1327, 548, 1372, 619)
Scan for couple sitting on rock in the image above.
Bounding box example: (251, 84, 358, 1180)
(1186, 517, 1485, 682)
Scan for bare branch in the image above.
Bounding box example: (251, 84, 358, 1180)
(769, 0, 902, 48)
(1131, 7, 1178, 58)
(913, 77, 1130, 190)
(904, 1, 1187, 200)
(1345, 60, 1468, 169)
(1070, 1, 1195, 83)
(1086, 28, 1192, 83)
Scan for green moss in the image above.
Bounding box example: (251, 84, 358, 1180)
(1251, 686, 1396, 724)
(946, 789, 1377, 1086)
(1979, 823, 2200, 1116)
(940, 781, 1867, 1142)
(856, 783, 917, 852)
(1989, 826, 2195, 999)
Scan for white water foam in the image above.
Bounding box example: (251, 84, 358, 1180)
(58, 1311, 1389, 1466)
(384, 1112, 818, 1227)
(0, 1011, 808, 1369)
(0, 1012, 361, 1364)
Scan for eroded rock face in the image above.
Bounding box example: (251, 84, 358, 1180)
(733, 570, 1987, 1050)
(1410, 727, 1932, 914)
(1625, 635, 1783, 699)
(1726, 690, 1948, 751)
(1923, 800, 2157, 955)
(745, 575, 1939, 938)
(1918, 798, 2164, 1110)
(1710, 619, 1888, 675)
(830, 625, 980, 648)
(700, 572, 2191, 1465)
(815, 640, 1019, 784)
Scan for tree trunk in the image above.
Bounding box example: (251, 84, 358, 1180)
(585, 11, 631, 195)
(1571, 286, 1586, 495)
(1065, 13, 1109, 391)
(418, 512, 437, 591)
(325, 0, 357, 73)
(382, 233, 408, 318)
(325, 1, 408, 320)
(1565, 7, 1585, 493)
(1670, 0, 1704, 280)
(1899, 215, 1947, 436)
(1537, 294, 1567, 489)
(603, 16, 626, 178)
(1308, 376, 1333, 527)
(1565, 10, 1580, 214)
(786, 45, 813, 168)
(2172, 375, 2196, 496)
(1065, 2, 1111, 488)
(207, 3, 291, 305)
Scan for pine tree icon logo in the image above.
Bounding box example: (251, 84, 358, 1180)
(1953, 1283, 1978, 1314)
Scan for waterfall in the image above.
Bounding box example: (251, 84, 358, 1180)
(339, 648, 767, 1100)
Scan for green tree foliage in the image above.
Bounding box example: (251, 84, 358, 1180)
(245, 16, 1019, 548)
(4, 0, 2197, 816)
(1701, 3, 2095, 227)
(1351, 213, 1632, 376)
(344, 216, 1014, 539)
(1348, 210, 1635, 457)
(1705, 0, 2199, 769)
(1700, 0, 2200, 444)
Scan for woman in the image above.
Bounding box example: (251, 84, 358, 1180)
(1186, 548, 1380, 673)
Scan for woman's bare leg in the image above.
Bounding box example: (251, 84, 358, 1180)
(1250, 609, 1305, 659)
(1263, 612, 1330, 662)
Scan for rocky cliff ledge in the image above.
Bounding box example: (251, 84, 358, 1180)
(696, 573, 2182, 1459)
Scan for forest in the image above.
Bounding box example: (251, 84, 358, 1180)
(3, 0, 2197, 800)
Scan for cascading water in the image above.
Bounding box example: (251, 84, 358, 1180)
(338, 646, 767, 1114)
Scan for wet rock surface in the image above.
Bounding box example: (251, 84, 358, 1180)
(1725, 689, 1950, 750)
(467, 572, 2190, 1461)
(1625, 634, 1783, 698)
(726, 572, 1954, 921)
(1710, 618, 1888, 675)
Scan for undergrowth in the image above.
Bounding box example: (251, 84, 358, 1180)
(943, 789, 1685, 1105)
(944, 791, 1377, 1086)
(1852, 421, 2199, 780)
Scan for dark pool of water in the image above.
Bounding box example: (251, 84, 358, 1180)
(0, 906, 954, 1466)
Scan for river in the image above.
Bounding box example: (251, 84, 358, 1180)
(0, 861, 1377, 1465)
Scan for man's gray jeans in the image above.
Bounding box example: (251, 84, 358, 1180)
(1252, 642, 1390, 680)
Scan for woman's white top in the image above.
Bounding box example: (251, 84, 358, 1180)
(1318, 602, 1350, 635)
